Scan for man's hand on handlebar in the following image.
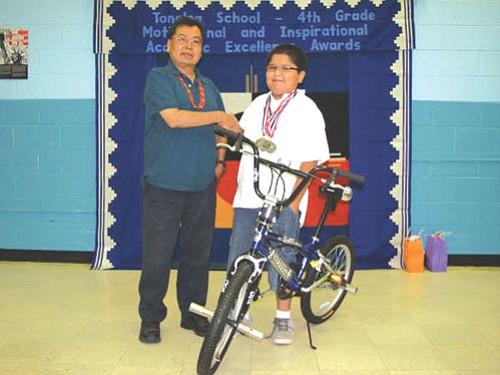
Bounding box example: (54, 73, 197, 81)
(218, 113, 243, 134)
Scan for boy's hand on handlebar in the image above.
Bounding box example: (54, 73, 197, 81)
(218, 113, 243, 133)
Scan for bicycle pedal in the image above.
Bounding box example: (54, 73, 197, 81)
(189, 303, 214, 320)
(236, 321, 264, 341)
(190, 303, 265, 341)
(328, 275, 358, 294)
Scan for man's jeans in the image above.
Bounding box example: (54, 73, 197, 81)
(138, 180, 216, 323)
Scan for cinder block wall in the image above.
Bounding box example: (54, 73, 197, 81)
(1, 0, 499, 258)
(0, 2, 95, 251)
(411, 0, 500, 254)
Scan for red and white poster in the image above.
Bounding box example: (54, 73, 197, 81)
(0, 28, 28, 79)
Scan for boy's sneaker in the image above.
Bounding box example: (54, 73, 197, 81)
(271, 318, 294, 345)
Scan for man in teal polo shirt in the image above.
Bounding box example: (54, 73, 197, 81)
(138, 16, 241, 344)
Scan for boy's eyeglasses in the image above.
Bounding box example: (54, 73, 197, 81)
(266, 65, 300, 73)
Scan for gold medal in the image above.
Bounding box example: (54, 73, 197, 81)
(255, 137, 277, 153)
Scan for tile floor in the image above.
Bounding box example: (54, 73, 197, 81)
(0, 262, 499, 375)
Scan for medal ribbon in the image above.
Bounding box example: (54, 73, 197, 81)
(262, 90, 297, 138)
(178, 74, 206, 109)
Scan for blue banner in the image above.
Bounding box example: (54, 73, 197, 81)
(97, 1, 413, 55)
(93, 0, 414, 270)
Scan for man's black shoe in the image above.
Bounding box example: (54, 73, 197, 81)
(180, 313, 210, 337)
(139, 321, 161, 344)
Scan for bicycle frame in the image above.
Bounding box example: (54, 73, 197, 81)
(230, 163, 352, 296)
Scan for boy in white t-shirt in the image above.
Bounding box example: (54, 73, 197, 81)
(228, 44, 330, 345)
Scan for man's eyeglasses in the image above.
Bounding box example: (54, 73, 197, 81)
(266, 65, 300, 73)
(172, 34, 202, 46)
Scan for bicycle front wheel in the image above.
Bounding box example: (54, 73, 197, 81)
(300, 235, 355, 324)
(197, 261, 255, 375)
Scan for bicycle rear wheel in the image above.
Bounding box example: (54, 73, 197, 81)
(300, 235, 355, 324)
(197, 261, 255, 375)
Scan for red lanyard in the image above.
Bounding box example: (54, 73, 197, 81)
(177, 74, 206, 109)
(262, 90, 297, 138)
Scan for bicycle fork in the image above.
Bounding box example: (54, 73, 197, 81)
(189, 255, 268, 342)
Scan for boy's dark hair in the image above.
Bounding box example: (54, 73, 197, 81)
(167, 16, 206, 43)
(266, 43, 308, 72)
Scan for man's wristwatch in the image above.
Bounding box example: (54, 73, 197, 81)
(216, 159, 226, 169)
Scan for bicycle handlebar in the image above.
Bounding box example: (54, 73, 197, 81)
(214, 125, 246, 153)
(329, 165, 365, 185)
(214, 125, 365, 206)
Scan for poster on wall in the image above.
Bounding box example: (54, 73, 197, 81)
(0, 28, 28, 79)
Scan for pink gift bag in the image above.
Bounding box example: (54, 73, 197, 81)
(425, 233, 448, 272)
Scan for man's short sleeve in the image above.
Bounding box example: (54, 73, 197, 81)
(144, 68, 176, 117)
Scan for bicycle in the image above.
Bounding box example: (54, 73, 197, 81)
(190, 126, 365, 375)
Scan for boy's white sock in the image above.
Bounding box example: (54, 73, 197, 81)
(275, 310, 291, 320)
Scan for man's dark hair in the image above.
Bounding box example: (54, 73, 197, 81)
(266, 43, 308, 72)
(167, 16, 206, 43)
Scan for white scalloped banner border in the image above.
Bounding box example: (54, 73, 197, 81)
(101, 54, 117, 270)
(388, 4, 406, 268)
(115, 0, 388, 11)
(389, 50, 404, 269)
